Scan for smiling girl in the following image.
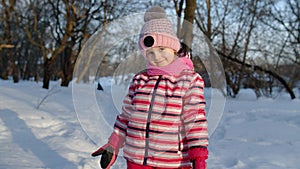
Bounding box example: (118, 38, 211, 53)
(92, 6, 209, 169)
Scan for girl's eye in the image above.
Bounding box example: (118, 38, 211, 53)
(146, 51, 154, 57)
(159, 47, 165, 51)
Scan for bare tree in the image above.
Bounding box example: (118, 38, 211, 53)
(52, 0, 106, 87)
(20, 0, 106, 88)
(1, 0, 18, 82)
(194, 0, 296, 99)
(265, 0, 300, 88)
(74, 0, 146, 84)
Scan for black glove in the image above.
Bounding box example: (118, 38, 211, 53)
(91, 144, 118, 169)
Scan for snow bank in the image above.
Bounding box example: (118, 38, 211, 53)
(0, 79, 300, 169)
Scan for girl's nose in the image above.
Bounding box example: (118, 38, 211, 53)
(151, 51, 161, 60)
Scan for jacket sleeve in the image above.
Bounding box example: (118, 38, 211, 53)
(182, 74, 209, 150)
(108, 77, 137, 149)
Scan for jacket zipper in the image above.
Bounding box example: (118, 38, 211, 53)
(178, 109, 185, 154)
(143, 75, 162, 166)
(178, 126, 181, 154)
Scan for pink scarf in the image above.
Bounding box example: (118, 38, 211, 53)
(147, 57, 194, 76)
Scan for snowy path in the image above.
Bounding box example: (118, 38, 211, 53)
(0, 81, 97, 169)
(0, 80, 300, 169)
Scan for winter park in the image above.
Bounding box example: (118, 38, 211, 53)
(1, 1, 300, 169)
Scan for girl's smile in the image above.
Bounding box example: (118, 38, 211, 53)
(145, 47, 178, 67)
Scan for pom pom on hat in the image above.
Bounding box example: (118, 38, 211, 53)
(139, 6, 181, 55)
(144, 6, 167, 22)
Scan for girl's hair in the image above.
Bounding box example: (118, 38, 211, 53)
(177, 42, 192, 59)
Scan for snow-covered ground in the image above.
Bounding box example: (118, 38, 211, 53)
(0, 79, 300, 169)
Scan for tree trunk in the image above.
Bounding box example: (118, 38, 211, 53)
(235, 0, 257, 96)
(177, 0, 196, 49)
(2, 0, 15, 81)
(10, 48, 18, 83)
(12, 62, 19, 83)
(183, 0, 196, 47)
(43, 58, 52, 89)
(0, 52, 9, 80)
(205, 0, 211, 39)
(60, 45, 74, 87)
(1, 69, 8, 80)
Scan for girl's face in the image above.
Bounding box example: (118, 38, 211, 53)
(145, 47, 178, 67)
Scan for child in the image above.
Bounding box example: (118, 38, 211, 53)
(92, 6, 208, 169)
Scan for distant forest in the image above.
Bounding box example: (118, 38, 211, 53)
(1, 0, 299, 99)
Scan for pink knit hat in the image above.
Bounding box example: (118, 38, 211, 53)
(139, 6, 181, 54)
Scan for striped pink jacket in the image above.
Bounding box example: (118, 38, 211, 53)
(112, 70, 208, 168)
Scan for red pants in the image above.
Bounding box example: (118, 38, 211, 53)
(127, 161, 192, 169)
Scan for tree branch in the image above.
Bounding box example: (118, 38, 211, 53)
(217, 50, 296, 99)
